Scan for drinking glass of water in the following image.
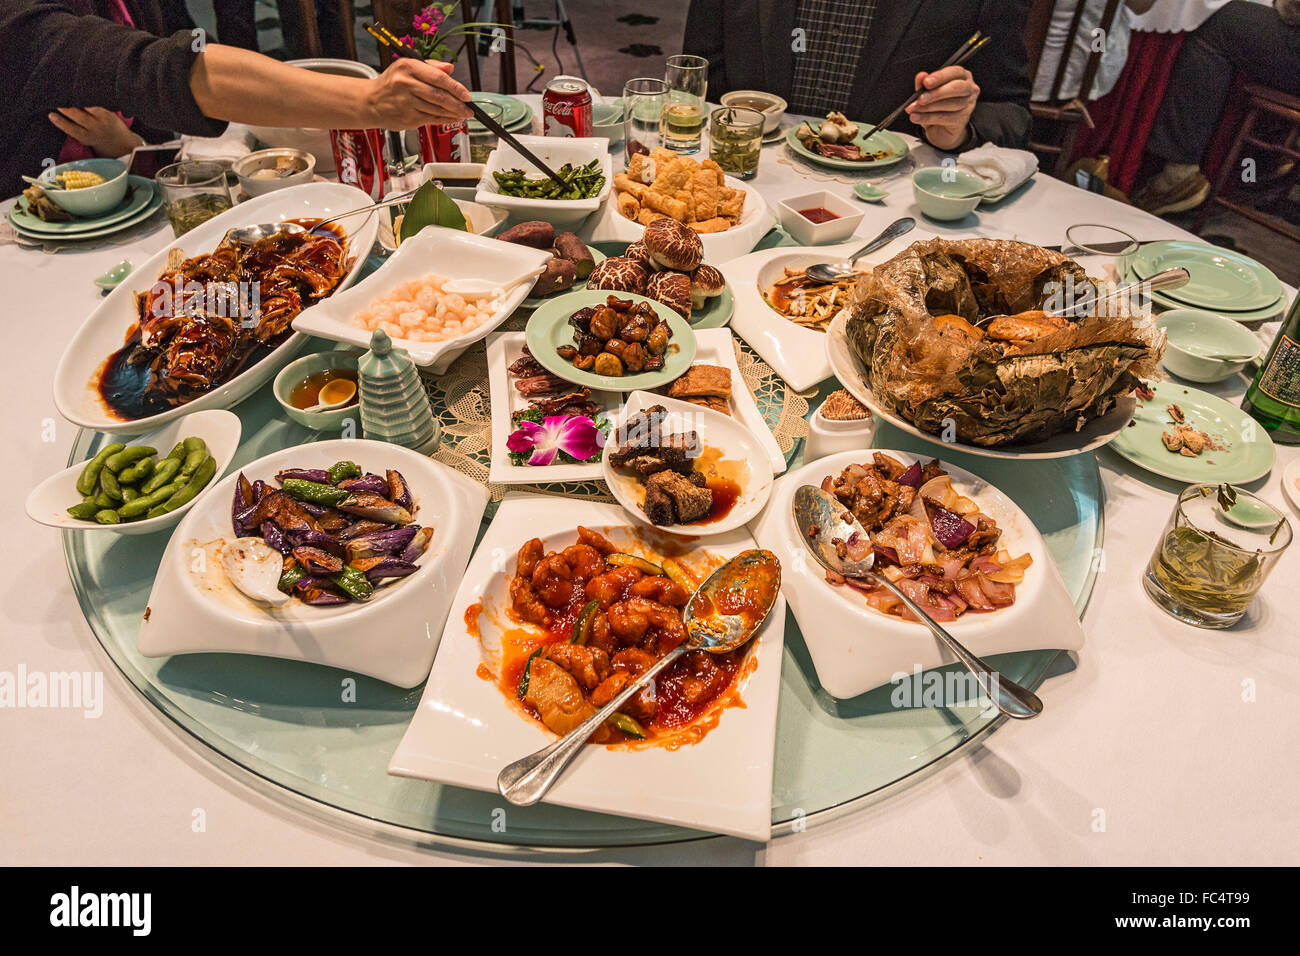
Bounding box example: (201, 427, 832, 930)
(622, 77, 668, 163)
(661, 54, 708, 153)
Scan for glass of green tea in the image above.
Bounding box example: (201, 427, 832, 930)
(156, 161, 233, 237)
(708, 106, 764, 180)
(1144, 483, 1292, 628)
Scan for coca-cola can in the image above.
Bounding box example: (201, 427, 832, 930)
(543, 77, 593, 137)
(416, 120, 469, 164)
(329, 127, 390, 200)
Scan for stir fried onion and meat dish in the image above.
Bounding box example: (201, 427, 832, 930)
(502, 527, 747, 745)
(819, 454, 1033, 622)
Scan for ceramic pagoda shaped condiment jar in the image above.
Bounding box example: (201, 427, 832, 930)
(357, 329, 441, 454)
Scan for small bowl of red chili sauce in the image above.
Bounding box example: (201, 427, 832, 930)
(775, 190, 863, 245)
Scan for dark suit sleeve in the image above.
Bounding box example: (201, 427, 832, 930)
(1, 0, 228, 137)
(964, 0, 1032, 149)
(682, 0, 730, 95)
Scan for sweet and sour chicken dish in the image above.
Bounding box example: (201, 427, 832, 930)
(501, 527, 747, 745)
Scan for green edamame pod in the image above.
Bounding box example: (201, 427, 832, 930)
(94, 509, 120, 525)
(140, 457, 181, 494)
(93, 490, 116, 509)
(117, 481, 183, 518)
(179, 447, 207, 478)
(104, 445, 155, 473)
(145, 506, 166, 519)
(155, 456, 216, 513)
(75, 443, 125, 496)
(121, 486, 139, 503)
(66, 501, 101, 520)
(165, 441, 186, 461)
(99, 467, 123, 502)
(118, 457, 154, 485)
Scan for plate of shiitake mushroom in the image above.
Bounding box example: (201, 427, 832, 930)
(524, 289, 696, 391)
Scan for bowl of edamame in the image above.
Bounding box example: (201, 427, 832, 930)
(24, 409, 241, 535)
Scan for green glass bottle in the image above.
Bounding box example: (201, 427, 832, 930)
(1241, 294, 1300, 444)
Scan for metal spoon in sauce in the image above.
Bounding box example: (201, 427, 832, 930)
(792, 485, 1043, 719)
(802, 216, 915, 284)
(301, 377, 357, 413)
(225, 189, 420, 246)
(497, 548, 782, 806)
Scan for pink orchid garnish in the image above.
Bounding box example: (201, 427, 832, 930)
(507, 416, 604, 466)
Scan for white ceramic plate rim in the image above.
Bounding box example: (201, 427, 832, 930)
(292, 225, 551, 368)
(52, 182, 379, 435)
(825, 310, 1138, 459)
(24, 408, 241, 534)
(602, 390, 774, 536)
(387, 493, 785, 841)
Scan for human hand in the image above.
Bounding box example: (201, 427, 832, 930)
(907, 66, 979, 152)
(364, 58, 472, 128)
(47, 107, 144, 158)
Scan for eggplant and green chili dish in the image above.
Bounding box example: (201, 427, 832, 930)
(224, 460, 432, 607)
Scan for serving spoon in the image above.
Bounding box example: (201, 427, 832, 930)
(224, 188, 421, 246)
(791, 485, 1042, 720)
(974, 266, 1192, 329)
(497, 548, 782, 806)
(802, 216, 915, 284)
(300, 377, 357, 413)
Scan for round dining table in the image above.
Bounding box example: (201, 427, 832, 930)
(4, 101, 1297, 866)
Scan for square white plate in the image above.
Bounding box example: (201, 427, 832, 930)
(486, 331, 620, 484)
(138, 439, 489, 687)
(388, 493, 786, 842)
(293, 226, 551, 372)
(748, 448, 1084, 699)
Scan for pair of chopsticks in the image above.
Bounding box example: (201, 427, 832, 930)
(857, 31, 991, 145)
(364, 21, 571, 191)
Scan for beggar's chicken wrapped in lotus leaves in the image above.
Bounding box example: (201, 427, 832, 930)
(845, 238, 1165, 447)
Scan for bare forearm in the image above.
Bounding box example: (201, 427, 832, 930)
(189, 44, 373, 128)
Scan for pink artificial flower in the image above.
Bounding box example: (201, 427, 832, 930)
(398, 33, 415, 47)
(507, 416, 604, 466)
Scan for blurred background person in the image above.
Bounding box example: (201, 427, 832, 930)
(1031, 0, 1157, 103)
(684, 0, 1033, 151)
(1132, 0, 1300, 214)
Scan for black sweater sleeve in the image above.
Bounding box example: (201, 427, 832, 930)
(1, 0, 228, 193)
(965, 0, 1032, 150)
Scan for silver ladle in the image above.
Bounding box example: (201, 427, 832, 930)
(497, 548, 782, 806)
(224, 188, 420, 246)
(791, 485, 1043, 719)
(802, 216, 915, 284)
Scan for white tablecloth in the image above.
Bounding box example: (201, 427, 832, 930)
(4, 107, 1298, 866)
(1131, 0, 1272, 33)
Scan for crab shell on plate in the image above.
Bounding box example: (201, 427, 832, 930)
(53, 182, 380, 435)
(137, 439, 488, 687)
(749, 448, 1084, 700)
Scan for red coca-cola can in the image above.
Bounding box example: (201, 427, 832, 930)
(416, 120, 469, 164)
(330, 127, 390, 200)
(543, 77, 593, 137)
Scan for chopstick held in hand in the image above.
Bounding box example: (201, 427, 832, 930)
(859, 32, 989, 146)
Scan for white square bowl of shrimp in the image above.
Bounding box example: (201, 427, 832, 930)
(293, 225, 551, 372)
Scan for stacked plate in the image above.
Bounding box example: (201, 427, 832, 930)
(468, 92, 533, 133)
(1123, 240, 1286, 323)
(8, 175, 162, 242)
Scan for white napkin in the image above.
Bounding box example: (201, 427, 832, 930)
(958, 144, 1038, 200)
(180, 128, 256, 164)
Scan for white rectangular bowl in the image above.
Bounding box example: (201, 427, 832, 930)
(474, 135, 613, 230)
(293, 226, 551, 372)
